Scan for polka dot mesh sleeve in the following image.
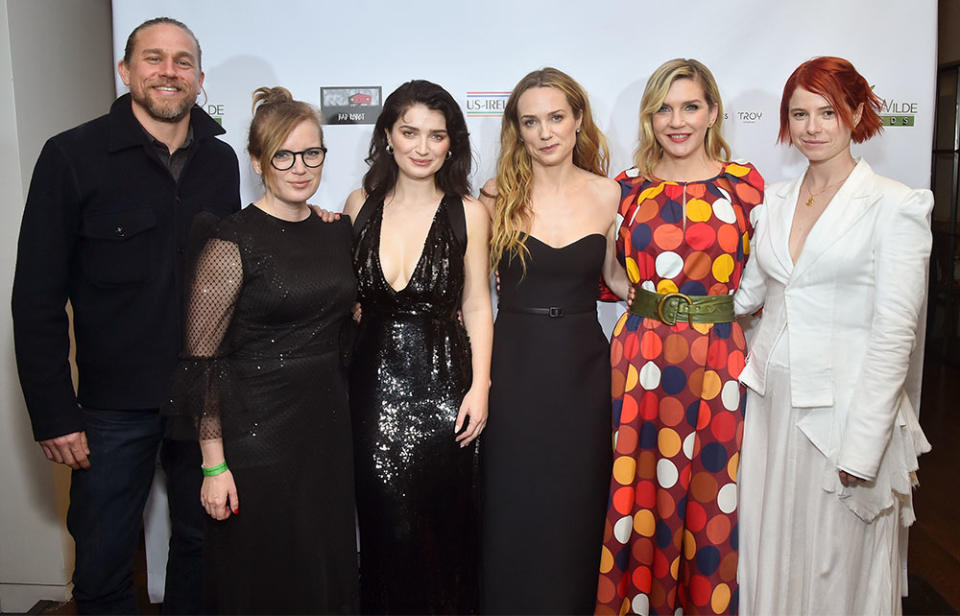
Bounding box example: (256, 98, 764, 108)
(163, 237, 243, 441)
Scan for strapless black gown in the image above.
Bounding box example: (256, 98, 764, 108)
(350, 195, 479, 614)
(481, 234, 611, 615)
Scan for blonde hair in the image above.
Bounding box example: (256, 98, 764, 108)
(633, 59, 730, 179)
(248, 86, 323, 191)
(490, 67, 609, 271)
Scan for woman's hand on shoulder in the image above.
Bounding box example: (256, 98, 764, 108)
(477, 178, 497, 220)
(455, 384, 489, 447)
(309, 204, 342, 223)
(201, 470, 239, 520)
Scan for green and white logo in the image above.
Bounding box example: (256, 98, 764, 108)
(875, 86, 917, 127)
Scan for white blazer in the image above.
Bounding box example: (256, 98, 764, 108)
(734, 159, 932, 518)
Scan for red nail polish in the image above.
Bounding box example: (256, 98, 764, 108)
(233, 507, 239, 514)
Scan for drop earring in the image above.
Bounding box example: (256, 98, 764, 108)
(386, 144, 394, 154)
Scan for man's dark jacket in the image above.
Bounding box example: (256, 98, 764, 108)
(12, 94, 241, 441)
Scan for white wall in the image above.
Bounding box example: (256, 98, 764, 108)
(0, 0, 114, 611)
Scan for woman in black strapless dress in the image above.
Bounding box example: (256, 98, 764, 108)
(478, 68, 629, 614)
(345, 80, 493, 614)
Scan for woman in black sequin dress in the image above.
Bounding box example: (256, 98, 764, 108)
(345, 80, 493, 614)
(163, 87, 358, 614)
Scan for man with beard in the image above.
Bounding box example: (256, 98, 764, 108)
(12, 17, 239, 614)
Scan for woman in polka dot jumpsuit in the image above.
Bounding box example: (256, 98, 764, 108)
(595, 59, 763, 616)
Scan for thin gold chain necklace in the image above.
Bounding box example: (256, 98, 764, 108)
(802, 168, 853, 207)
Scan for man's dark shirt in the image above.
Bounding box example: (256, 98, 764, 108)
(146, 125, 194, 182)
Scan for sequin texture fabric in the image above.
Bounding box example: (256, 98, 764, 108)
(350, 195, 479, 614)
(163, 206, 359, 613)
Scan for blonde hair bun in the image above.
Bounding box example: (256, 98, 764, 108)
(251, 86, 295, 113)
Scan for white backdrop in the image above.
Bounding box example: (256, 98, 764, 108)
(113, 0, 937, 207)
(111, 0, 937, 602)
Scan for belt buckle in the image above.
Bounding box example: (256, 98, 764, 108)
(548, 307, 564, 318)
(656, 292, 693, 326)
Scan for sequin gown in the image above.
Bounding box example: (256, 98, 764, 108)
(350, 195, 479, 614)
(163, 207, 359, 614)
(481, 234, 612, 615)
(596, 163, 763, 616)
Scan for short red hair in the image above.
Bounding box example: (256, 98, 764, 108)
(778, 56, 883, 144)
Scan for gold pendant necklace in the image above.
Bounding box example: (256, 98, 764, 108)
(802, 169, 853, 207)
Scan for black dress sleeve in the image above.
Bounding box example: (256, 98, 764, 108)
(163, 228, 243, 441)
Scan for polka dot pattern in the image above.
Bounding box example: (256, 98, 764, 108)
(598, 162, 764, 615)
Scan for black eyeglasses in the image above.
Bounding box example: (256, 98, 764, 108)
(271, 147, 327, 170)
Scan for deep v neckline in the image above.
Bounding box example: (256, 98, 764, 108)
(376, 197, 443, 295)
(786, 182, 843, 266)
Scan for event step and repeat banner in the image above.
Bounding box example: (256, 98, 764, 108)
(113, 0, 936, 602)
(113, 0, 936, 210)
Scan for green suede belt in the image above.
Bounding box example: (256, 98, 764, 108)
(629, 286, 735, 325)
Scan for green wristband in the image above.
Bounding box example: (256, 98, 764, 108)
(202, 461, 228, 477)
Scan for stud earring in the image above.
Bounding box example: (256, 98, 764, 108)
(446, 151, 453, 160)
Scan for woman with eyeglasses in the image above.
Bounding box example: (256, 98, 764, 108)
(344, 80, 493, 614)
(163, 86, 358, 613)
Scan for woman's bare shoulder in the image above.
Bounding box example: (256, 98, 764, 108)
(343, 188, 367, 220)
(582, 171, 620, 212)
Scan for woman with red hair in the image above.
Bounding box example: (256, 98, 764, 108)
(734, 57, 933, 614)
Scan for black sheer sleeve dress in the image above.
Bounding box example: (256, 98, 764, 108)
(163, 206, 359, 614)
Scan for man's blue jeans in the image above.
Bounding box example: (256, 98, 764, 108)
(66, 408, 203, 614)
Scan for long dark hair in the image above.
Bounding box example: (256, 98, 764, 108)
(363, 80, 471, 203)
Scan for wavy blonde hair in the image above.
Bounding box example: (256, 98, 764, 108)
(633, 59, 730, 179)
(490, 67, 609, 271)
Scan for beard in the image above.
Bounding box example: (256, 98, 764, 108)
(132, 81, 197, 123)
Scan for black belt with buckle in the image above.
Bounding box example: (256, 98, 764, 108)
(498, 302, 596, 318)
